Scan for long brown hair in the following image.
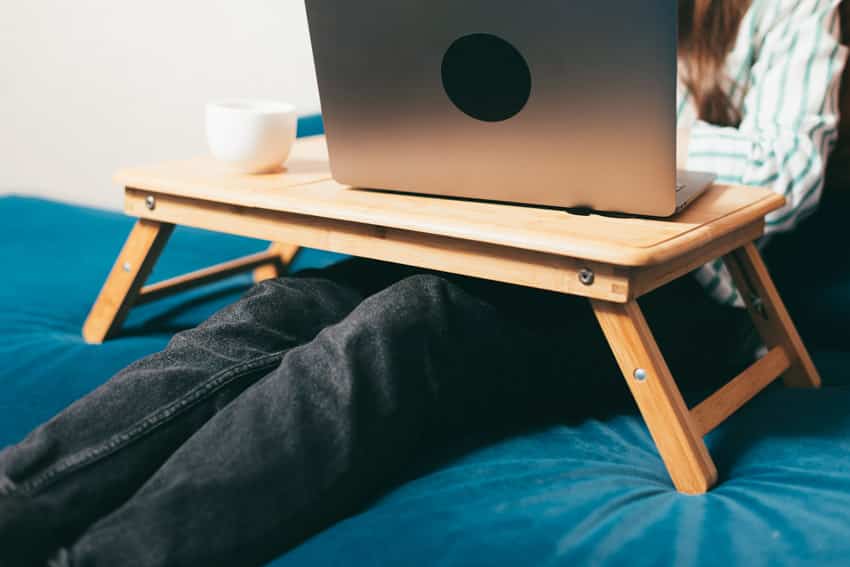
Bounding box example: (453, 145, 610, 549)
(678, 0, 752, 126)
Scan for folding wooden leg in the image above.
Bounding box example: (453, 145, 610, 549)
(723, 243, 821, 389)
(82, 219, 175, 344)
(591, 299, 718, 494)
(253, 242, 301, 283)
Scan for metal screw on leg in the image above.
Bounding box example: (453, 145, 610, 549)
(579, 268, 595, 286)
(122, 262, 132, 272)
(634, 368, 648, 382)
(750, 293, 768, 320)
(145, 195, 156, 211)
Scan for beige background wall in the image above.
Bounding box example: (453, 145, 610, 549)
(0, 1, 321, 210)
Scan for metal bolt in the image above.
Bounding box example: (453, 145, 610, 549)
(750, 294, 768, 320)
(578, 268, 595, 286)
(145, 195, 156, 210)
(634, 368, 648, 382)
(123, 262, 132, 272)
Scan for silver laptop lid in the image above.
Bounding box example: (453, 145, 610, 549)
(305, 0, 679, 216)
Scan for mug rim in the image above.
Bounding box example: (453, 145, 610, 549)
(207, 99, 297, 115)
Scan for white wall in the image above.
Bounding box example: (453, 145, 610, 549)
(0, 1, 321, 210)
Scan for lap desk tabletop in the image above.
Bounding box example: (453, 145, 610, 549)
(84, 134, 818, 495)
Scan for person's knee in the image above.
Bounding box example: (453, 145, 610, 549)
(337, 274, 464, 346)
(378, 273, 460, 320)
(308, 275, 463, 397)
(231, 276, 359, 324)
(392, 273, 456, 302)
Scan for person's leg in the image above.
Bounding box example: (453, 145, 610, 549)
(55, 273, 589, 567)
(0, 271, 371, 565)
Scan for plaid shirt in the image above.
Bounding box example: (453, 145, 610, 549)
(678, 0, 848, 306)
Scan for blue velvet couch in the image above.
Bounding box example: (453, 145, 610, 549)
(3, 116, 850, 566)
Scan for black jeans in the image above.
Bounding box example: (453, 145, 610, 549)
(0, 258, 754, 567)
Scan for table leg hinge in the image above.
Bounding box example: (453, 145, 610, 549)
(578, 268, 595, 286)
(749, 293, 768, 320)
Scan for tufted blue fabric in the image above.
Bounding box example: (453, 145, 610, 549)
(2, 116, 850, 565)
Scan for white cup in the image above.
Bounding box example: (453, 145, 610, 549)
(205, 100, 298, 174)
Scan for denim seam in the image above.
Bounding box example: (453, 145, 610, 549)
(18, 350, 287, 495)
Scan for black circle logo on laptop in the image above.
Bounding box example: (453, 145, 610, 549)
(441, 34, 532, 122)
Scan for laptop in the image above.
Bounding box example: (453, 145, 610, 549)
(304, 0, 715, 217)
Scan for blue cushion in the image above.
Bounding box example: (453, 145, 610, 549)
(2, 118, 850, 565)
(0, 195, 345, 444)
(273, 376, 850, 566)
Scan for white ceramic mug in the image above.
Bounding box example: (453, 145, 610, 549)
(205, 100, 298, 174)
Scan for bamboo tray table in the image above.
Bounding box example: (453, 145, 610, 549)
(82, 135, 820, 494)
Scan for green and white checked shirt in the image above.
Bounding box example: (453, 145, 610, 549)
(678, 0, 848, 306)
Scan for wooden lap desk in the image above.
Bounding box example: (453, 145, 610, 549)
(84, 135, 820, 494)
